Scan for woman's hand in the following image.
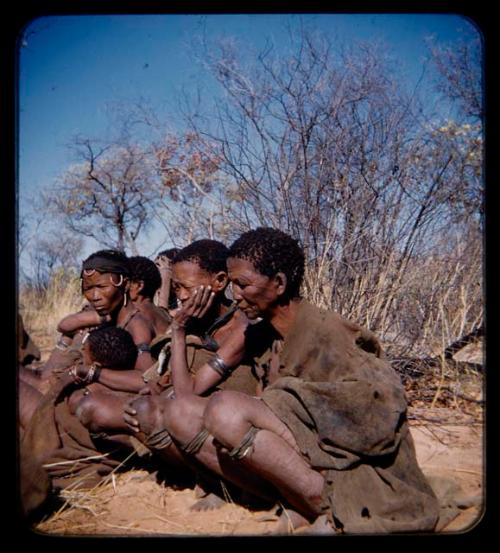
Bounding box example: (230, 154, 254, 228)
(172, 286, 215, 330)
(155, 255, 172, 276)
(123, 400, 141, 433)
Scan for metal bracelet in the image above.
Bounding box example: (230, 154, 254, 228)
(208, 354, 232, 377)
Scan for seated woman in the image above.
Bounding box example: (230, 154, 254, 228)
(123, 240, 259, 506)
(66, 249, 156, 374)
(19, 250, 164, 516)
(138, 227, 440, 534)
(128, 255, 172, 336)
(22, 250, 157, 397)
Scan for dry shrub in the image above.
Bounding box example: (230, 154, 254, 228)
(19, 268, 84, 355)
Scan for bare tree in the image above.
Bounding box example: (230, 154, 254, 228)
(428, 34, 483, 122)
(44, 135, 162, 254)
(178, 27, 483, 357)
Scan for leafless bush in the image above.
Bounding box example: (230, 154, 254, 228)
(178, 28, 483, 358)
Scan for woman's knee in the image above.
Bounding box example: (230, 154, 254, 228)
(68, 388, 89, 414)
(163, 395, 204, 439)
(74, 394, 98, 429)
(203, 391, 246, 439)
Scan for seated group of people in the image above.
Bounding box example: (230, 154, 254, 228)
(18, 227, 442, 534)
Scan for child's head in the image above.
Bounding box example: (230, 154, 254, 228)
(83, 326, 138, 370)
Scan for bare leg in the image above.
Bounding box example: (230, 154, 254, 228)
(73, 391, 134, 434)
(125, 394, 187, 468)
(203, 391, 327, 522)
(163, 394, 279, 505)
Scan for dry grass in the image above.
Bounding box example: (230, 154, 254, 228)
(19, 270, 83, 354)
(34, 468, 278, 537)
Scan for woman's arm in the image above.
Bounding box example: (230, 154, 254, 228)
(191, 320, 247, 395)
(126, 314, 156, 372)
(155, 255, 174, 310)
(57, 309, 110, 335)
(170, 286, 215, 397)
(93, 369, 147, 393)
(171, 288, 248, 397)
(71, 363, 147, 393)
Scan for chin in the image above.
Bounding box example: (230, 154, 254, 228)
(244, 308, 261, 320)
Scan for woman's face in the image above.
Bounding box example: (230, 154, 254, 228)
(171, 261, 214, 305)
(82, 271, 124, 316)
(226, 257, 280, 320)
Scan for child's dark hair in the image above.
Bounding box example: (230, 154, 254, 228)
(228, 227, 305, 300)
(173, 240, 229, 274)
(87, 326, 138, 370)
(128, 256, 162, 299)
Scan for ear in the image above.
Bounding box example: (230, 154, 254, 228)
(134, 280, 145, 294)
(273, 272, 288, 297)
(210, 271, 229, 293)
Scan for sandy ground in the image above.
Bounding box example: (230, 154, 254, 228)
(29, 406, 484, 538)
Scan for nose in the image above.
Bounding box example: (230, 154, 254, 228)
(90, 288, 101, 301)
(176, 288, 190, 303)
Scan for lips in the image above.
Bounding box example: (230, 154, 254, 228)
(240, 304, 258, 318)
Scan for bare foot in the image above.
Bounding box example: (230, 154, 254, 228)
(190, 493, 226, 512)
(129, 395, 172, 449)
(294, 514, 337, 535)
(266, 508, 310, 535)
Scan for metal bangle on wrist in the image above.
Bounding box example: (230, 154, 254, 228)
(85, 362, 102, 383)
(70, 362, 101, 384)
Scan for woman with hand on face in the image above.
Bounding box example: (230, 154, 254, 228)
(123, 240, 259, 509)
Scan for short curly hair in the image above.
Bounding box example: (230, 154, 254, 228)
(228, 228, 305, 300)
(173, 239, 229, 274)
(87, 326, 138, 370)
(128, 256, 162, 299)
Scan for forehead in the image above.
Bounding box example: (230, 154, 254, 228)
(227, 257, 264, 280)
(172, 261, 212, 284)
(82, 271, 115, 286)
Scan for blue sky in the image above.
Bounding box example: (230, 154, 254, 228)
(18, 13, 481, 269)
